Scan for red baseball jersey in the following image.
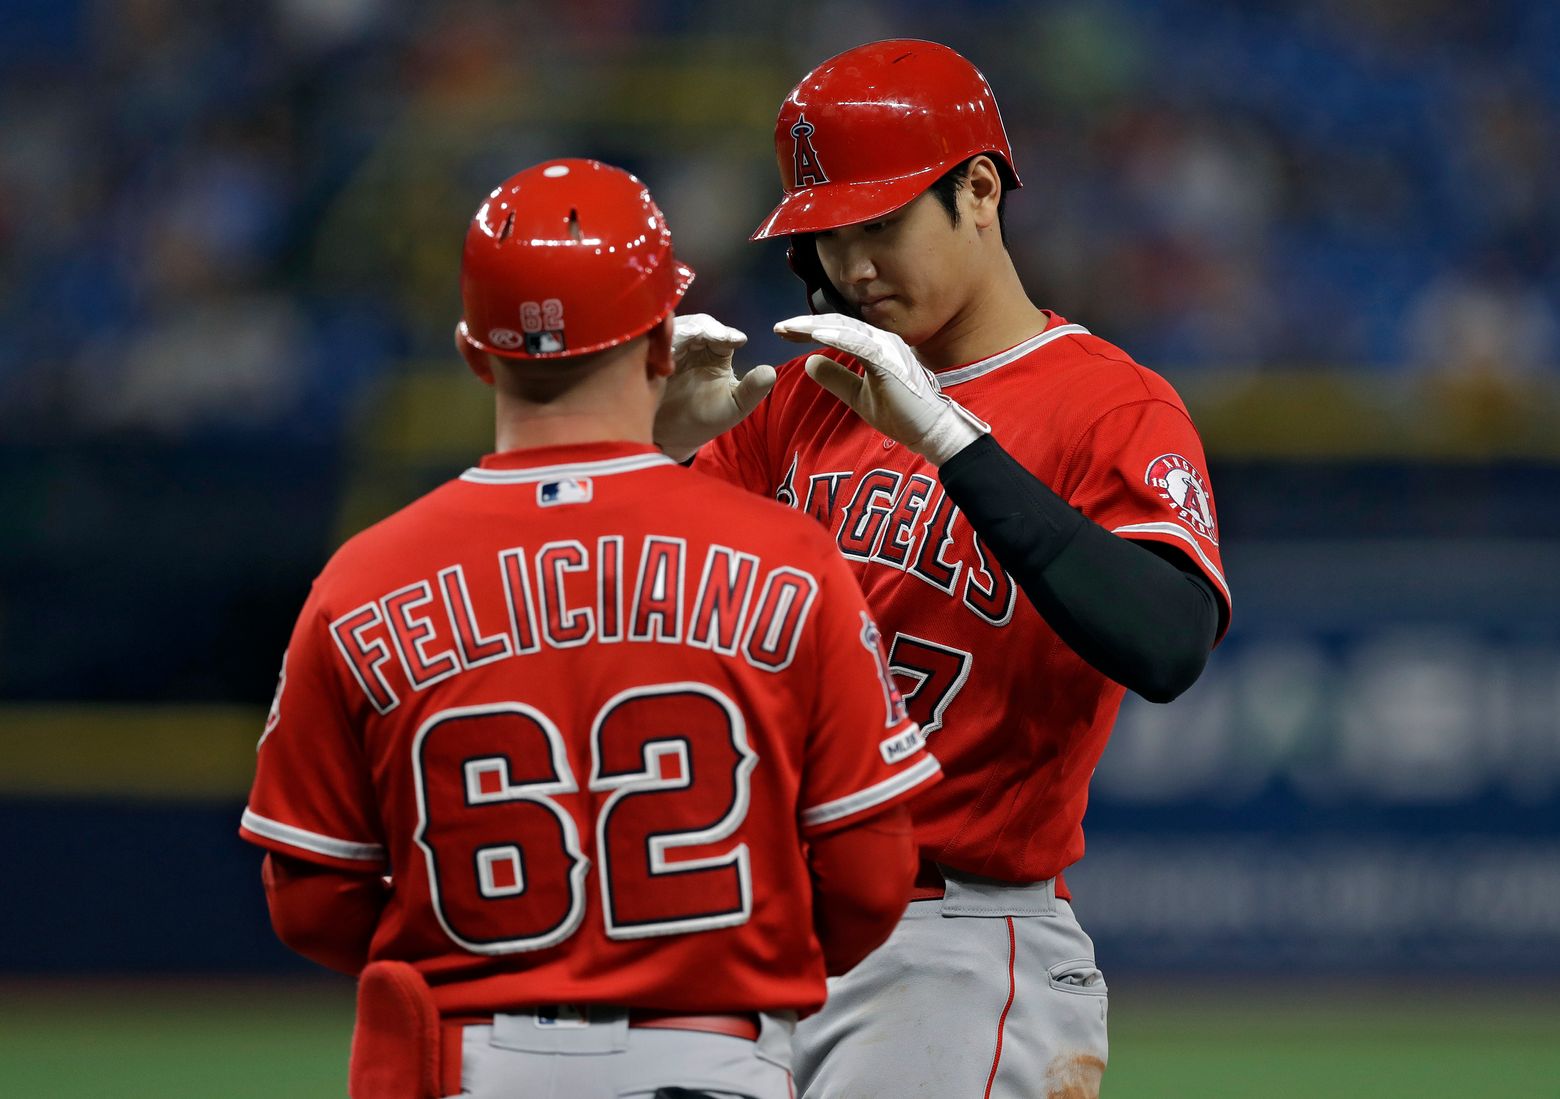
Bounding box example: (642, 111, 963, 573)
(695, 313, 1230, 885)
(241, 440, 937, 1016)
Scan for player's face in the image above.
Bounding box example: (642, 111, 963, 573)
(813, 189, 977, 348)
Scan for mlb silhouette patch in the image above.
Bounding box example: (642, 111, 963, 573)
(538, 477, 593, 507)
(879, 724, 926, 765)
(526, 330, 566, 354)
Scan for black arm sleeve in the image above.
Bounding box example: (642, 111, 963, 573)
(938, 434, 1222, 703)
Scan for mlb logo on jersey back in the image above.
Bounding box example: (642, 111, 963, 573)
(538, 478, 593, 507)
(1145, 453, 1217, 543)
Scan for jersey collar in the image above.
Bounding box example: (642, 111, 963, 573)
(461, 441, 674, 484)
(935, 313, 1091, 389)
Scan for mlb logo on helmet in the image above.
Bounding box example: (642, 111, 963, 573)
(538, 478, 593, 507)
(526, 330, 565, 354)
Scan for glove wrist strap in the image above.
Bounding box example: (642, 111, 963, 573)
(915, 403, 991, 465)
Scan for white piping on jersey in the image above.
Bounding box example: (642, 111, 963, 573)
(935, 324, 1091, 388)
(1112, 521, 1231, 603)
(460, 453, 675, 485)
(801, 750, 940, 828)
(241, 808, 387, 863)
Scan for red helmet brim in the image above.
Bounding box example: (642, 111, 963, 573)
(750, 169, 943, 241)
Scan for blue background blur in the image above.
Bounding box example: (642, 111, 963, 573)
(1, 0, 1557, 981)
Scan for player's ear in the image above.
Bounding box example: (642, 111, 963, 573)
(645, 314, 675, 380)
(455, 322, 495, 386)
(964, 156, 1003, 232)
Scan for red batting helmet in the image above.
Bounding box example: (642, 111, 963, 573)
(751, 39, 1022, 241)
(458, 159, 694, 360)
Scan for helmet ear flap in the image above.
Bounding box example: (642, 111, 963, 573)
(455, 322, 495, 385)
(785, 236, 858, 318)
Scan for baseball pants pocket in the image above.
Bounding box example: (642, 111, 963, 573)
(1048, 957, 1108, 994)
(1015, 905, 1108, 1099)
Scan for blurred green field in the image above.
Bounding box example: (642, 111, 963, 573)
(2, 978, 1557, 1098)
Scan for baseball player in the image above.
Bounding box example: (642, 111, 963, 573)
(655, 41, 1232, 1099)
(239, 158, 940, 1099)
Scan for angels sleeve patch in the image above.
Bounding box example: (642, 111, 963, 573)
(259, 649, 287, 749)
(1145, 454, 1217, 544)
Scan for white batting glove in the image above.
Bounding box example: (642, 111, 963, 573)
(774, 313, 990, 465)
(655, 314, 777, 462)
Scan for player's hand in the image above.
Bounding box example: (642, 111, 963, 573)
(654, 314, 777, 463)
(774, 313, 990, 465)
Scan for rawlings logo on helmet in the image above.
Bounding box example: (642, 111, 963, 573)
(790, 115, 829, 188)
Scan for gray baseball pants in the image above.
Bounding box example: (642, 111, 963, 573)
(450, 1009, 797, 1098)
(793, 872, 1109, 1098)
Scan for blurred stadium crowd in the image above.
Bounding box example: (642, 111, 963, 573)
(1, 0, 1556, 443)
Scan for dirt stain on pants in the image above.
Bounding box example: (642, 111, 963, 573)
(1045, 1052, 1106, 1099)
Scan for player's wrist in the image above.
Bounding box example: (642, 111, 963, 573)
(658, 442, 700, 466)
(913, 402, 991, 465)
(652, 395, 728, 463)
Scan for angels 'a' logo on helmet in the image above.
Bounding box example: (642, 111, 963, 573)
(790, 115, 829, 188)
(1145, 454, 1218, 543)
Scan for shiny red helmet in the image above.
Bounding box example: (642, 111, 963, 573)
(458, 159, 694, 361)
(751, 39, 1021, 241)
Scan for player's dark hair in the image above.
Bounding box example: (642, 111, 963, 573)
(929, 156, 1008, 243)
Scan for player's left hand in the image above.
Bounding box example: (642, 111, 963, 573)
(775, 313, 990, 465)
(655, 313, 776, 463)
